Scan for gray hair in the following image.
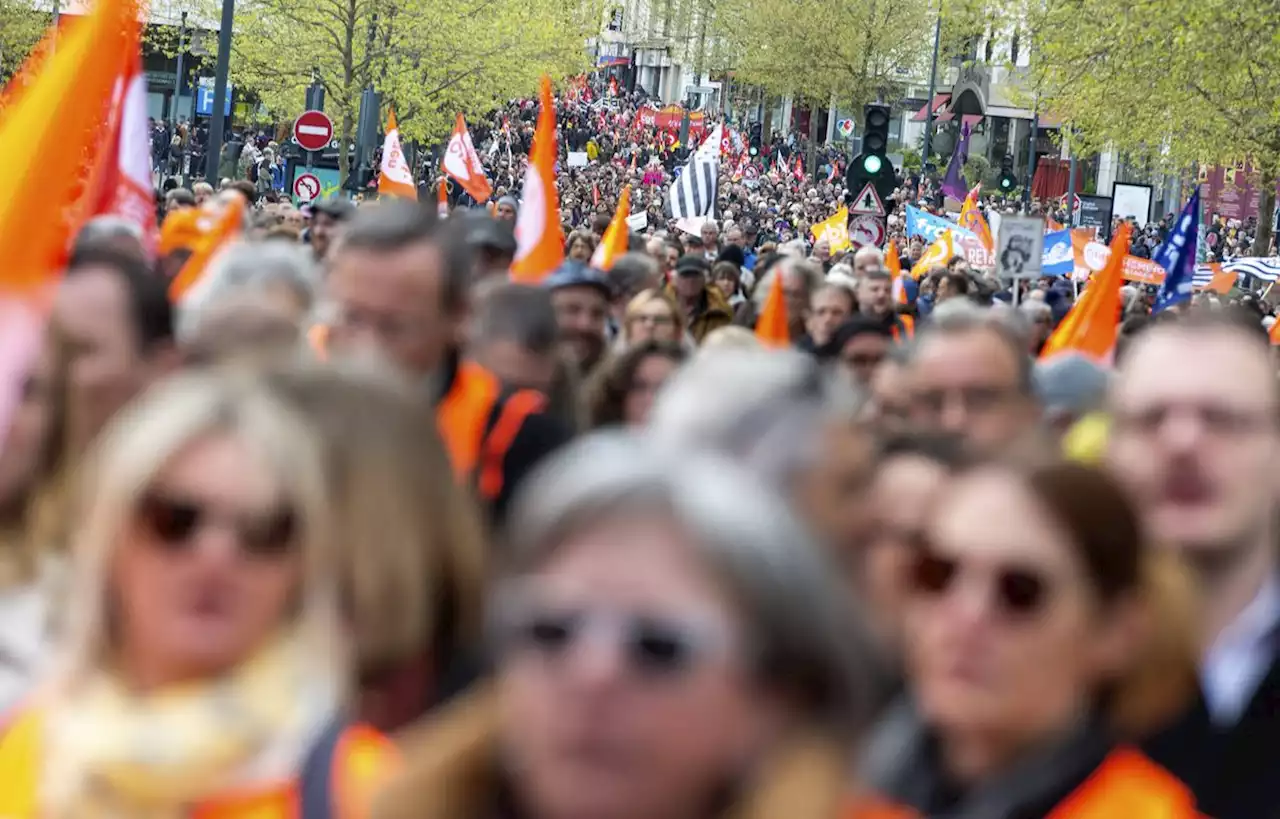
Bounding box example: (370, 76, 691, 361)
(914, 299, 1035, 395)
(504, 432, 877, 736)
(1019, 299, 1053, 322)
(179, 240, 318, 340)
(751, 256, 821, 313)
(647, 348, 863, 485)
(72, 216, 145, 258)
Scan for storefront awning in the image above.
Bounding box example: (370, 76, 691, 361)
(910, 93, 951, 123)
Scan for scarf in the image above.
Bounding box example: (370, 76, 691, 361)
(43, 629, 339, 819)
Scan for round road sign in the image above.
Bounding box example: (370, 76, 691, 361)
(293, 172, 321, 203)
(294, 110, 334, 152)
(849, 214, 886, 248)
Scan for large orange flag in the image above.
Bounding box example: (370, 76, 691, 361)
(910, 230, 954, 279)
(755, 270, 790, 348)
(510, 76, 564, 283)
(1040, 223, 1132, 363)
(589, 185, 631, 271)
(378, 108, 417, 200)
(0, 0, 138, 450)
(168, 198, 246, 302)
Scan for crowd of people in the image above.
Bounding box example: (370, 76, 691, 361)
(3, 84, 1280, 819)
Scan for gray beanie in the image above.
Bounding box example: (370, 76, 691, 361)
(1034, 354, 1110, 417)
(497, 195, 519, 213)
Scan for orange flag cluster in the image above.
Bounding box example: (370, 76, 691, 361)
(0, 0, 147, 449)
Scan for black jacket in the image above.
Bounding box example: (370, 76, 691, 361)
(1142, 645, 1280, 819)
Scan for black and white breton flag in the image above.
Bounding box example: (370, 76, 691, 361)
(668, 125, 722, 221)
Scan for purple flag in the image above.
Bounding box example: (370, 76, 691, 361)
(940, 122, 971, 202)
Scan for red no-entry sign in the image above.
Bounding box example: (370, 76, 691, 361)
(294, 110, 334, 152)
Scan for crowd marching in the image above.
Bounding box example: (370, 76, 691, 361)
(6, 2, 1280, 816)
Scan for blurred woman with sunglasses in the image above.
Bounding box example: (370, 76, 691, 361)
(860, 460, 1202, 818)
(0, 372, 397, 818)
(374, 433, 877, 819)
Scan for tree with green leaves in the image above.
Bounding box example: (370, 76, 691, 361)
(217, 0, 597, 181)
(0, 0, 49, 88)
(1030, 0, 1280, 253)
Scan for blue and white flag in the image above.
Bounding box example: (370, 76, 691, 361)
(905, 205, 978, 244)
(1153, 189, 1200, 313)
(1223, 256, 1280, 282)
(1042, 229, 1073, 277)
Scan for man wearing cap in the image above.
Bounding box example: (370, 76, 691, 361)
(309, 198, 354, 263)
(495, 196, 518, 221)
(544, 259, 612, 377)
(666, 254, 733, 344)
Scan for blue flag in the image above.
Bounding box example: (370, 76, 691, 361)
(1153, 189, 1200, 313)
(1042, 229, 1073, 276)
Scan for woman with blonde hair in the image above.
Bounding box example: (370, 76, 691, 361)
(264, 361, 489, 733)
(0, 371, 398, 817)
(622, 288, 687, 348)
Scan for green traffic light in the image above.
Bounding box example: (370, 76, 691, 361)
(862, 154, 883, 174)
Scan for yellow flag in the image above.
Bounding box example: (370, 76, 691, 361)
(810, 207, 852, 253)
(910, 230, 954, 279)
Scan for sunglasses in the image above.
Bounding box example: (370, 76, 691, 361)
(136, 491, 298, 559)
(909, 550, 1052, 618)
(498, 602, 730, 678)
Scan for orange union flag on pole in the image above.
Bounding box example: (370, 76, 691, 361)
(378, 108, 416, 200)
(443, 113, 493, 203)
(510, 75, 564, 283)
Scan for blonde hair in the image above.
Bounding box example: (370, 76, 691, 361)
(262, 361, 488, 673)
(699, 325, 760, 351)
(51, 371, 344, 696)
(623, 288, 685, 344)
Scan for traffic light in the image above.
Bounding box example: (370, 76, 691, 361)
(998, 154, 1018, 193)
(845, 104, 897, 216)
(749, 122, 761, 157)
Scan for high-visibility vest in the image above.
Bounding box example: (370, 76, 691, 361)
(0, 707, 398, 819)
(846, 748, 1200, 819)
(435, 360, 547, 501)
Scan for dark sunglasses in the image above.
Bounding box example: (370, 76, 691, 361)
(499, 604, 727, 678)
(136, 491, 298, 559)
(909, 550, 1051, 618)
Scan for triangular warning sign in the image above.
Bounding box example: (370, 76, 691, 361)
(850, 182, 886, 217)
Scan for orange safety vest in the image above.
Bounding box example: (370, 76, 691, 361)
(891, 315, 915, 342)
(0, 707, 399, 819)
(847, 748, 1201, 819)
(436, 360, 547, 501)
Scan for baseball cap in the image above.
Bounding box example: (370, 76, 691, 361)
(674, 254, 711, 276)
(543, 260, 612, 298)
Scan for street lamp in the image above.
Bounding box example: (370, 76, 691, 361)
(205, 0, 236, 185)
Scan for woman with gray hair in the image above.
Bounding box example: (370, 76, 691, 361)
(374, 432, 879, 819)
(646, 348, 876, 573)
(178, 241, 319, 364)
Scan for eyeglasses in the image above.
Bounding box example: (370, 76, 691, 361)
(136, 491, 298, 559)
(909, 550, 1052, 619)
(497, 602, 732, 678)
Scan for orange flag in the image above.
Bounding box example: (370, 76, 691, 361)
(442, 113, 493, 203)
(437, 178, 449, 218)
(589, 185, 630, 271)
(755, 270, 790, 348)
(1040, 223, 1133, 363)
(885, 239, 908, 305)
(378, 108, 417, 200)
(167, 198, 245, 302)
(510, 75, 564, 283)
(958, 185, 994, 253)
(0, 0, 138, 451)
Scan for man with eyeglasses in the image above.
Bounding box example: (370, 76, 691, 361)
(905, 300, 1040, 457)
(324, 201, 572, 525)
(1108, 311, 1280, 819)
